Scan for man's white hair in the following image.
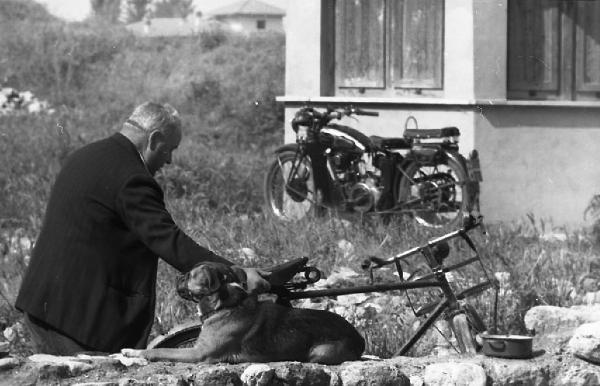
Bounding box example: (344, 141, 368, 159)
(126, 102, 181, 135)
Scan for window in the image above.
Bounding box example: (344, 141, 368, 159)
(334, 0, 444, 96)
(256, 19, 266, 29)
(508, 0, 600, 100)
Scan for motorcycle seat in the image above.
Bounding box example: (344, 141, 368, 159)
(404, 127, 460, 139)
(369, 136, 412, 150)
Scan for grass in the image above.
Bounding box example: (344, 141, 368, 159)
(1, 0, 599, 359)
(3, 203, 598, 357)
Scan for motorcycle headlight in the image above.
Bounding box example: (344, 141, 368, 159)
(291, 110, 313, 133)
(296, 126, 308, 141)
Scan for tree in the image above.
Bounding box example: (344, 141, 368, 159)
(153, 0, 194, 18)
(118, 0, 195, 23)
(119, 0, 150, 23)
(0, 0, 55, 22)
(90, 0, 121, 23)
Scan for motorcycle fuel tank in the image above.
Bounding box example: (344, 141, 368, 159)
(319, 126, 366, 155)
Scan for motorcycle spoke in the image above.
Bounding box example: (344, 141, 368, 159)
(397, 161, 469, 227)
(266, 152, 317, 220)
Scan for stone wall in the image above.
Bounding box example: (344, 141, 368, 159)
(2, 305, 600, 385)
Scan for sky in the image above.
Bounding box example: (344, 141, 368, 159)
(35, 0, 289, 22)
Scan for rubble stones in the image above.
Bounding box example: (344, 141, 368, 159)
(0, 86, 53, 115)
(338, 360, 410, 386)
(554, 364, 600, 386)
(240, 364, 275, 385)
(2, 351, 600, 385)
(0, 356, 20, 371)
(423, 362, 486, 386)
(524, 305, 600, 335)
(568, 321, 600, 365)
(482, 357, 553, 385)
(28, 354, 94, 377)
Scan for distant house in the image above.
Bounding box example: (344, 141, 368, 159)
(126, 14, 220, 37)
(207, 0, 285, 33)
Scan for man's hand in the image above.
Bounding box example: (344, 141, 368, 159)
(242, 268, 271, 294)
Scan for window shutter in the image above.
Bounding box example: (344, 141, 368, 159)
(575, 1, 600, 94)
(390, 0, 443, 88)
(507, 0, 560, 94)
(335, 0, 385, 88)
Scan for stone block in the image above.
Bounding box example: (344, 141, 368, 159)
(424, 362, 486, 386)
(568, 321, 600, 365)
(339, 360, 410, 386)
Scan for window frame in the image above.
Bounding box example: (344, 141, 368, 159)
(507, 0, 600, 101)
(332, 0, 445, 98)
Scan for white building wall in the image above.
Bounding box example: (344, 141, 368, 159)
(220, 15, 283, 33)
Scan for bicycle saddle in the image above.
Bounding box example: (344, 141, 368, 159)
(266, 257, 309, 286)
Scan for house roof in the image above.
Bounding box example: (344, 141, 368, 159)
(126, 17, 220, 37)
(208, 0, 285, 17)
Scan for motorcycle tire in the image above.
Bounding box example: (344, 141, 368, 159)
(396, 157, 471, 228)
(264, 151, 317, 221)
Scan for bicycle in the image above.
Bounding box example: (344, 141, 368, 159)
(149, 215, 496, 357)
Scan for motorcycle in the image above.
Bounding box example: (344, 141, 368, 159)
(263, 105, 482, 227)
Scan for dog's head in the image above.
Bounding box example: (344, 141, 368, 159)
(177, 262, 249, 315)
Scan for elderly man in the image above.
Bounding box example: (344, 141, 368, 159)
(15, 102, 269, 355)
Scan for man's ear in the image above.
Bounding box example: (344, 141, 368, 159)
(148, 130, 165, 150)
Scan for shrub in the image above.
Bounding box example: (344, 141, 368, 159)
(0, 0, 55, 23)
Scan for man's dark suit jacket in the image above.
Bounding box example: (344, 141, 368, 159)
(15, 133, 232, 352)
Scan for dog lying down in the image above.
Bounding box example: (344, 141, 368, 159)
(122, 262, 365, 364)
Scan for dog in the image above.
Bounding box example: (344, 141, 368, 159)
(122, 262, 365, 364)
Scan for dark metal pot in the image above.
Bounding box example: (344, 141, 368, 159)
(480, 334, 533, 359)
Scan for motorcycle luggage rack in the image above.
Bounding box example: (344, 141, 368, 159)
(404, 127, 461, 139)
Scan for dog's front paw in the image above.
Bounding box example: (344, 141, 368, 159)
(121, 348, 144, 358)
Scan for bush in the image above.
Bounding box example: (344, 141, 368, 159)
(0, 15, 285, 218)
(0, 0, 55, 23)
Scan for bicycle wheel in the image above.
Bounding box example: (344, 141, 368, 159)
(396, 157, 471, 228)
(264, 151, 316, 220)
(147, 323, 202, 349)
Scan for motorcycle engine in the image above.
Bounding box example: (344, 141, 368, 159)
(349, 177, 381, 212)
(327, 150, 383, 213)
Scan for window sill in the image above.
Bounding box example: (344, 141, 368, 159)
(276, 96, 600, 108)
(276, 95, 476, 106)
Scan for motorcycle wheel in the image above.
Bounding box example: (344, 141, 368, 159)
(264, 151, 316, 220)
(396, 157, 471, 228)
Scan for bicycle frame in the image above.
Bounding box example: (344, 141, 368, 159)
(149, 217, 496, 354)
(277, 215, 495, 356)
